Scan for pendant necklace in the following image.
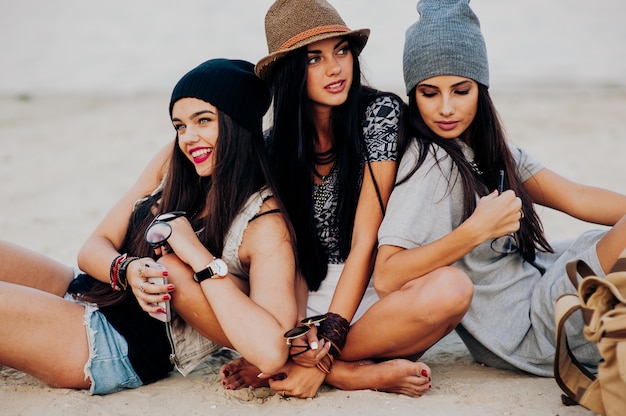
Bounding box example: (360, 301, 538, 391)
(313, 162, 336, 212)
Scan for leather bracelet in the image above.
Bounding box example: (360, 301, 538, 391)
(315, 353, 334, 374)
(317, 312, 350, 359)
(117, 256, 141, 291)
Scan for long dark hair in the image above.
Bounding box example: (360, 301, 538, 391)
(267, 38, 397, 291)
(78, 110, 290, 306)
(400, 83, 552, 263)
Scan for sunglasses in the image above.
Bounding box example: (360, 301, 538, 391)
(283, 314, 327, 347)
(490, 170, 519, 255)
(144, 211, 187, 248)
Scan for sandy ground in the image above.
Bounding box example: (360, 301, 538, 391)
(1, 87, 625, 415)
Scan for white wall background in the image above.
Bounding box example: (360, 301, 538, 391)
(1, 0, 625, 95)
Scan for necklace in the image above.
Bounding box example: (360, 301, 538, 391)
(312, 166, 327, 181)
(314, 147, 336, 166)
(313, 162, 336, 211)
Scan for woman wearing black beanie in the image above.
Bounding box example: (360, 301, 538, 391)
(0, 58, 298, 394)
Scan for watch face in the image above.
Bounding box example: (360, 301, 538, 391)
(211, 258, 228, 276)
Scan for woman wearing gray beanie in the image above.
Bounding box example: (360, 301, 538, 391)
(0, 58, 298, 394)
(377, 0, 626, 377)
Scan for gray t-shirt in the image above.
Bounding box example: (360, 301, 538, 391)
(379, 139, 604, 376)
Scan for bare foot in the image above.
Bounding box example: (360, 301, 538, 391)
(326, 359, 432, 397)
(220, 357, 268, 390)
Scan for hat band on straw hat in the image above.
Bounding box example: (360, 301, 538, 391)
(279, 25, 351, 50)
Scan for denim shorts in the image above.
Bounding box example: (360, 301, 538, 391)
(66, 295, 143, 395)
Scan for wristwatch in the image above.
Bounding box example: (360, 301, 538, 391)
(193, 258, 229, 282)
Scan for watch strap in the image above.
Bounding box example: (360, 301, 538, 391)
(193, 265, 216, 283)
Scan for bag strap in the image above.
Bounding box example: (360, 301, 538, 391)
(565, 259, 596, 290)
(554, 294, 605, 414)
(366, 159, 385, 216)
(609, 254, 626, 274)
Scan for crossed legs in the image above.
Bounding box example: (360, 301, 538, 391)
(221, 266, 472, 397)
(322, 266, 472, 394)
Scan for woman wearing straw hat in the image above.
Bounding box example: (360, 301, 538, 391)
(220, 0, 473, 398)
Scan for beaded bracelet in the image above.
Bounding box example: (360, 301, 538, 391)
(317, 312, 350, 360)
(109, 254, 127, 291)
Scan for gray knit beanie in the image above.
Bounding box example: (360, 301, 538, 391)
(403, 0, 489, 95)
(169, 59, 271, 133)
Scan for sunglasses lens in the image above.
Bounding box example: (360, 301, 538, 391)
(145, 222, 172, 247)
(491, 235, 518, 254)
(284, 326, 310, 340)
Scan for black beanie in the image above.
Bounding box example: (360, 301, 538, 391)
(169, 58, 271, 133)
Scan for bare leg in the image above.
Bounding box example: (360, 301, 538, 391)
(0, 240, 74, 296)
(323, 266, 471, 395)
(0, 281, 91, 389)
(221, 266, 471, 396)
(596, 214, 626, 273)
(328, 359, 431, 397)
(343, 266, 472, 360)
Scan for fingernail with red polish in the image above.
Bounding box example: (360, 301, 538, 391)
(167, 285, 175, 291)
(421, 369, 428, 377)
(163, 294, 171, 301)
(162, 271, 169, 276)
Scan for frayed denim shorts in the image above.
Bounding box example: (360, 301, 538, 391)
(65, 294, 143, 395)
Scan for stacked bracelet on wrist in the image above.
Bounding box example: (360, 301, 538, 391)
(317, 312, 350, 361)
(110, 254, 126, 291)
(118, 256, 141, 291)
(316, 353, 334, 374)
(109, 254, 141, 291)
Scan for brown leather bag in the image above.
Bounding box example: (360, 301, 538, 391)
(554, 249, 626, 416)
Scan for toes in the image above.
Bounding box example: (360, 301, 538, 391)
(223, 376, 243, 390)
(220, 364, 233, 378)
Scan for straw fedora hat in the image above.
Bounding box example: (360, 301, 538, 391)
(255, 0, 370, 81)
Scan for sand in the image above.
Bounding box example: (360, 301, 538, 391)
(2, 86, 625, 415)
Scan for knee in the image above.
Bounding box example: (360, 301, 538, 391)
(404, 266, 473, 317)
(433, 266, 473, 315)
